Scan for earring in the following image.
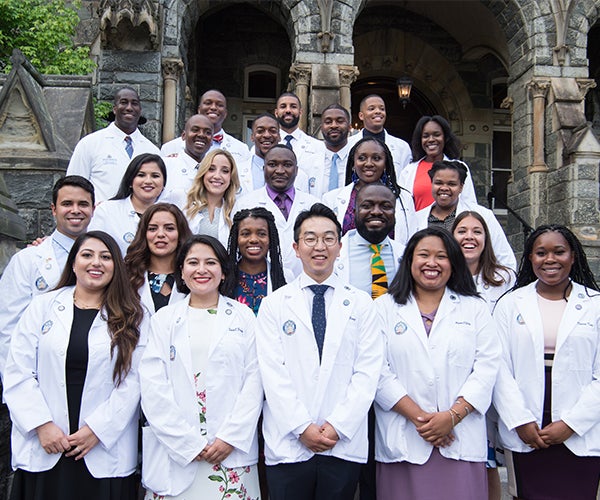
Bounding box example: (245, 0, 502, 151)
(351, 170, 359, 183)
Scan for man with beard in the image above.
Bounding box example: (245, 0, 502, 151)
(318, 104, 351, 198)
(161, 114, 213, 199)
(274, 92, 325, 189)
(334, 183, 405, 500)
(67, 87, 160, 202)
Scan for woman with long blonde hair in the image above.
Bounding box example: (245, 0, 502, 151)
(184, 149, 240, 246)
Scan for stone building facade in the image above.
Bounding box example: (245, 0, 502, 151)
(1, 0, 600, 273)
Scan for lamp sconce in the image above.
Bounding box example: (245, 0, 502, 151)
(397, 76, 413, 109)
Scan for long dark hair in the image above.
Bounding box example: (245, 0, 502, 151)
(411, 115, 461, 160)
(175, 235, 236, 298)
(388, 227, 479, 304)
(55, 231, 143, 386)
(513, 224, 599, 292)
(452, 211, 511, 287)
(226, 207, 287, 295)
(125, 203, 192, 293)
(112, 153, 167, 200)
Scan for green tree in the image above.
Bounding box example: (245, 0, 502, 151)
(0, 0, 94, 74)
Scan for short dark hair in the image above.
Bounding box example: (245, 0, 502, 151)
(112, 153, 167, 200)
(265, 143, 297, 162)
(175, 235, 236, 298)
(411, 115, 461, 160)
(359, 94, 384, 110)
(388, 227, 479, 304)
(293, 203, 341, 243)
(52, 175, 95, 206)
(252, 112, 279, 129)
(428, 160, 467, 185)
(321, 103, 350, 122)
(277, 92, 301, 107)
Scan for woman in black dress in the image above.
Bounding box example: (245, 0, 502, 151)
(4, 230, 146, 500)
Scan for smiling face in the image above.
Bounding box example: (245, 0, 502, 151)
(181, 243, 223, 303)
(359, 96, 386, 133)
(453, 215, 485, 271)
(73, 237, 115, 294)
(52, 185, 94, 239)
(202, 153, 232, 198)
(410, 235, 452, 295)
(183, 114, 213, 161)
(251, 116, 280, 158)
(113, 88, 141, 134)
(275, 95, 301, 132)
(353, 140, 386, 185)
(321, 108, 350, 150)
(237, 217, 270, 264)
(146, 210, 179, 260)
(355, 184, 396, 243)
(198, 90, 227, 131)
(264, 146, 298, 192)
(529, 231, 574, 292)
(421, 120, 445, 162)
(131, 161, 165, 206)
(431, 168, 463, 209)
(293, 216, 341, 283)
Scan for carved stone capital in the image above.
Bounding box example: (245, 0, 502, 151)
(576, 78, 597, 100)
(339, 66, 359, 87)
(289, 64, 311, 87)
(162, 58, 184, 80)
(527, 79, 551, 99)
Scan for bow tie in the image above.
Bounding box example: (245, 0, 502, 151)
(213, 132, 224, 144)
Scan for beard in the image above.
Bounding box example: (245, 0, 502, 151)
(356, 218, 393, 244)
(278, 114, 300, 129)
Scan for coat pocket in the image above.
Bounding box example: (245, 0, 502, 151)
(141, 425, 171, 495)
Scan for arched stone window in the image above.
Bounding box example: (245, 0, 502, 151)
(244, 65, 280, 102)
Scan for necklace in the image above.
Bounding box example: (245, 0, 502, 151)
(74, 294, 102, 310)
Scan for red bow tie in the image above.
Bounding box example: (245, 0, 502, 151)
(213, 132, 224, 144)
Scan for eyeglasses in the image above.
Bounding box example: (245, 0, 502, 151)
(300, 234, 339, 247)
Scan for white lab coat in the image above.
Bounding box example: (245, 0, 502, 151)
(334, 232, 405, 287)
(256, 273, 383, 465)
(66, 122, 160, 202)
(492, 281, 600, 457)
(374, 289, 501, 464)
(237, 154, 311, 196)
(399, 157, 478, 206)
(233, 187, 321, 277)
(0, 236, 64, 376)
(160, 132, 251, 166)
(138, 273, 187, 316)
(347, 130, 412, 180)
(3, 286, 148, 477)
(88, 197, 140, 257)
(139, 296, 262, 496)
(279, 129, 325, 183)
(322, 183, 417, 246)
(187, 207, 231, 247)
(474, 268, 515, 313)
(414, 198, 517, 271)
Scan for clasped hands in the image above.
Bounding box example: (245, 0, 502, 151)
(300, 422, 339, 453)
(516, 420, 574, 450)
(412, 411, 455, 448)
(36, 422, 99, 460)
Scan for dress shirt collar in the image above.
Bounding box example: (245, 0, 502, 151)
(266, 184, 296, 204)
(299, 271, 339, 290)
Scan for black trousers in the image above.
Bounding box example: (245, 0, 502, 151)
(266, 455, 361, 500)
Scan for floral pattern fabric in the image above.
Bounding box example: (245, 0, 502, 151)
(234, 271, 267, 316)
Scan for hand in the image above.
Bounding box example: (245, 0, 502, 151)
(299, 423, 337, 453)
(65, 425, 100, 460)
(539, 420, 574, 446)
(319, 422, 339, 442)
(416, 412, 454, 443)
(431, 433, 455, 448)
(516, 421, 548, 450)
(36, 422, 70, 454)
(27, 236, 47, 247)
(201, 438, 234, 465)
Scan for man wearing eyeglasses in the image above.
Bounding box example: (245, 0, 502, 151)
(233, 144, 319, 277)
(256, 203, 383, 500)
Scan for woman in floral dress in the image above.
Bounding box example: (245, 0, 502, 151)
(139, 235, 263, 499)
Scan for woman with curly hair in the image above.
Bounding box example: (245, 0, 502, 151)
(4, 231, 147, 500)
(493, 225, 600, 499)
(184, 149, 241, 246)
(322, 136, 415, 244)
(125, 203, 192, 315)
(226, 207, 291, 315)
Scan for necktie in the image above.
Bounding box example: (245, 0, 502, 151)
(284, 134, 294, 151)
(124, 136, 133, 158)
(369, 244, 388, 299)
(329, 153, 340, 191)
(213, 132, 224, 144)
(275, 193, 289, 220)
(309, 284, 328, 360)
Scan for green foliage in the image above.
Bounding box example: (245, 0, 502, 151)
(0, 0, 94, 75)
(94, 99, 113, 130)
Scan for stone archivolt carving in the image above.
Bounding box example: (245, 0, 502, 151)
(317, 0, 334, 53)
(98, 0, 159, 50)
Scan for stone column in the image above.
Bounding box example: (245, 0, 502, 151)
(338, 65, 359, 112)
(162, 58, 184, 144)
(289, 64, 312, 132)
(527, 79, 550, 172)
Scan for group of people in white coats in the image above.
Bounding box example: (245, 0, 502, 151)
(2, 83, 599, 500)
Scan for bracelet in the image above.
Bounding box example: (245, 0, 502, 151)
(448, 410, 455, 428)
(463, 406, 471, 418)
(449, 407, 462, 422)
